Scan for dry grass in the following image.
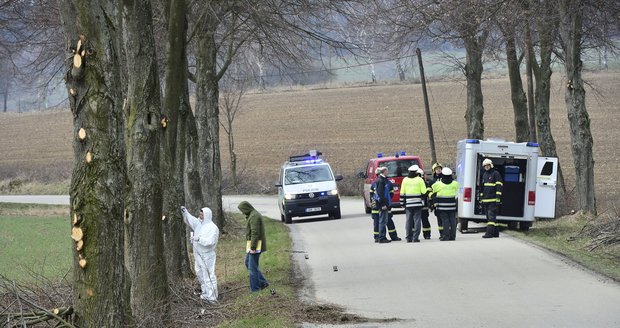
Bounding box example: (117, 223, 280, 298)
(1, 72, 619, 211)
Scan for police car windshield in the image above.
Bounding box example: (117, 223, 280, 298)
(284, 165, 333, 185)
(383, 159, 420, 178)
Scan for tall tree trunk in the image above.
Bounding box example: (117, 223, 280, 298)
(121, 0, 169, 324)
(184, 109, 204, 212)
(59, 0, 131, 326)
(195, 12, 225, 229)
(2, 82, 8, 112)
(525, 22, 537, 142)
(229, 130, 237, 187)
(463, 36, 485, 139)
(161, 0, 192, 282)
(533, 0, 567, 199)
(503, 28, 530, 142)
(558, 0, 596, 215)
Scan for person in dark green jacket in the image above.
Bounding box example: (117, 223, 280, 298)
(238, 201, 269, 292)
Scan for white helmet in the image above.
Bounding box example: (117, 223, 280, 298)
(408, 165, 420, 172)
(417, 168, 424, 176)
(482, 158, 494, 168)
(441, 167, 453, 176)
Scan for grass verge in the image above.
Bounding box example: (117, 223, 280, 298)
(505, 212, 620, 282)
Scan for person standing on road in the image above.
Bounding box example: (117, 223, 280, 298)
(369, 168, 402, 242)
(480, 158, 503, 238)
(418, 168, 433, 240)
(430, 162, 444, 238)
(180, 206, 220, 302)
(432, 167, 459, 241)
(238, 201, 270, 292)
(400, 165, 427, 243)
(375, 167, 392, 244)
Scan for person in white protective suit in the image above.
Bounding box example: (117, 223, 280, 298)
(180, 206, 219, 302)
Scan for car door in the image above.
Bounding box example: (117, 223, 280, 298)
(535, 157, 558, 219)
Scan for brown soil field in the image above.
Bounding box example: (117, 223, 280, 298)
(1, 71, 618, 212)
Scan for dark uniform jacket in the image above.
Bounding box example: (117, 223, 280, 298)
(480, 169, 503, 203)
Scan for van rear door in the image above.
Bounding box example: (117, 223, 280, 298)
(535, 157, 558, 219)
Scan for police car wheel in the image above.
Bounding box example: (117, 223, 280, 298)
(331, 209, 341, 219)
(284, 214, 293, 224)
(280, 213, 285, 222)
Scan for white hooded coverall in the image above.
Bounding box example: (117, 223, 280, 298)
(181, 207, 219, 302)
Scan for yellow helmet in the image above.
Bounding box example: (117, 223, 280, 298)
(431, 162, 442, 171)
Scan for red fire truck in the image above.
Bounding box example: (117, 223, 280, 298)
(357, 152, 425, 214)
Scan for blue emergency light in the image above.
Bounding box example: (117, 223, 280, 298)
(400, 151, 406, 156)
(377, 153, 383, 158)
(466, 139, 480, 144)
(526, 142, 539, 147)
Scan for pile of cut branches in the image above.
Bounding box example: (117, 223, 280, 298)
(575, 214, 620, 252)
(0, 274, 74, 327)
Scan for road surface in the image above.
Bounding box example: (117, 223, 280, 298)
(3, 195, 620, 327)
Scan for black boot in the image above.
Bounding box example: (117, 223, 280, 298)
(493, 226, 500, 238)
(482, 225, 495, 238)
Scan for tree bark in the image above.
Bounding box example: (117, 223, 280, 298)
(161, 0, 192, 282)
(533, 0, 567, 199)
(503, 27, 530, 142)
(121, 0, 169, 324)
(558, 0, 596, 215)
(195, 9, 225, 229)
(2, 82, 7, 113)
(59, 0, 131, 326)
(184, 109, 204, 213)
(525, 22, 537, 142)
(463, 35, 485, 140)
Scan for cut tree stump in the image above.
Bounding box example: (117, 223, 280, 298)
(71, 227, 83, 242)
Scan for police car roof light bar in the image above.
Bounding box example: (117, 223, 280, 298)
(289, 150, 323, 163)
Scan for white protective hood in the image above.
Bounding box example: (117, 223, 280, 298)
(193, 207, 219, 253)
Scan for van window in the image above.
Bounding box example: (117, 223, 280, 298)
(540, 161, 554, 176)
(383, 160, 420, 178)
(285, 165, 334, 185)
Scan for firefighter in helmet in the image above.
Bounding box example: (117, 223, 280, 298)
(418, 168, 433, 239)
(431, 167, 459, 241)
(480, 158, 503, 238)
(369, 168, 402, 242)
(430, 162, 444, 238)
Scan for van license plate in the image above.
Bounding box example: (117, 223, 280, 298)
(305, 207, 321, 212)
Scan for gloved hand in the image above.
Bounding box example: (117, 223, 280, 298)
(381, 205, 387, 211)
(192, 235, 200, 242)
(180, 206, 187, 213)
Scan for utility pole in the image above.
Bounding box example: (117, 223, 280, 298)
(416, 48, 437, 164)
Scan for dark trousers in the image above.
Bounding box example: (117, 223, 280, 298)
(438, 210, 457, 240)
(372, 212, 399, 240)
(484, 203, 500, 237)
(421, 209, 431, 239)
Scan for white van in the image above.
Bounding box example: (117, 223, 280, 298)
(276, 151, 343, 224)
(455, 139, 558, 231)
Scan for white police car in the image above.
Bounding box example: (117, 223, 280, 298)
(275, 150, 342, 224)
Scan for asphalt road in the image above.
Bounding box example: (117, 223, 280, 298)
(4, 195, 620, 327)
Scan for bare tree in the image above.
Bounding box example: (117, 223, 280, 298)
(495, 1, 530, 142)
(219, 72, 248, 187)
(121, 0, 170, 324)
(59, 0, 131, 325)
(160, 0, 193, 282)
(189, 1, 355, 229)
(557, 0, 596, 215)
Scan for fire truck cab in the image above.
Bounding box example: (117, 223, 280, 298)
(456, 139, 558, 231)
(357, 152, 424, 214)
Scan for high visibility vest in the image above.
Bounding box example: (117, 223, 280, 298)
(400, 176, 426, 208)
(432, 180, 459, 211)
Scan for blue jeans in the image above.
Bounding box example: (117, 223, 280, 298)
(245, 252, 269, 292)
